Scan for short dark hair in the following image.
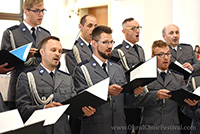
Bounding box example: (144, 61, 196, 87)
(122, 17, 134, 26)
(152, 40, 168, 55)
(92, 25, 112, 40)
(80, 14, 96, 26)
(40, 36, 60, 49)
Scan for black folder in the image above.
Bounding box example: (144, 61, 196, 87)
(169, 62, 191, 80)
(122, 57, 157, 93)
(122, 78, 156, 93)
(2, 120, 44, 134)
(61, 78, 109, 117)
(167, 89, 200, 104)
(0, 50, 24, 68)
(61, 91, 106, 117)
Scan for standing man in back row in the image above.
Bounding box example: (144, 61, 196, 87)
(111, 18, 145, 134)
(162, 24, 200, 72)
(65, 14, 97, 134)
(162, 24, 200, 134)
(66, 14, 97, 75)
(1, 0, 50, 109)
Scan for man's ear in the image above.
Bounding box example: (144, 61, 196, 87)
(40, 48, 44, 56)
(91, 40, 96, 47)
(151, 55, 155, 58)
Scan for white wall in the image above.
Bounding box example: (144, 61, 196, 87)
(42, 0, 200, 59)
(173, 0, 200, 47)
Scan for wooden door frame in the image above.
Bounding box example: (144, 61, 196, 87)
(77, 1, 111, 26)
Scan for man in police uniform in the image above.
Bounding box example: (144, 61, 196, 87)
(16, 36, 95, 134)
(1, 0, 51, 109)
(136, 40, 194, 134)
(73, 26, 143, 134)
(162, 24, 200, 72)
(65, 14, 97, 75)
(65, 14, 97, 134)
(162, 24, 200, 134)
(111, 18, 145, 134)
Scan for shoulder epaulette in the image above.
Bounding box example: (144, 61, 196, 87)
(39, 26, 50, 34)
(58, 70, 70, 76)
(135, 44, 142, 48)
(179, 43, 191, 46)
(77, 60, 89, 66)
(114, 44, 123, 49)
(8, 25, 19, 31)
(23, 66, 36, 74)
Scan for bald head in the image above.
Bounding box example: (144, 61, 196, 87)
(162, 24, 180, 47)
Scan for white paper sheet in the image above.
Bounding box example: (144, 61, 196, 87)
(130, 56, 157, 81)
(0, 109, 24, 133)
(85, 77, 110, 101)
(25, 104, 69, 126)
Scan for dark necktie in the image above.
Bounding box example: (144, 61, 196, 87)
(31, 27, 36, 40)
(102, 63, 108, 76)
(50, 72, 54, 79)
(160, 72, 166, 81)
(133, 45, 139, 56)
(88, 44, 93, 53)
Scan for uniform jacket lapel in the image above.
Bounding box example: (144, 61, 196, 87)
(108, 61, 116, 81)
(37, 65, 54, 87)
(54, 71, 63, 90)
(90, 58, 108, 78)
(20, 23, 33, 43)
(78, 38, 92, 56)
(176, 45, 183, 60)
(157, 71, 172, 87)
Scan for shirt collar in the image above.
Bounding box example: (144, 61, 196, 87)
(23, 21, 39, 32)
(171, 46, 178, 51)
(124, 39, 135, 47)
(157, 68, 168, 74)
(80, 36, 90, 47)
(92, 54, 108, 67)
(40, 63, 56, 74)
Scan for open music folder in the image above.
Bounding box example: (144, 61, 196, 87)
(0, 42, 32, 68)
(167, 88, 200, 104)
(62, 78, 110, 117)
(25, 104, 69, 126)
(0, 109, 44, 134)
(122, 56, 157, 93)
(169, 61, 192, 80)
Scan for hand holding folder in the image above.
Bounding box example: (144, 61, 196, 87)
(62, 78, 110, 117)
(122, 57, 157, 93)
(167, 88, 200, 104)
(169, 61, 192, 80)
(0, 42, 32, 68)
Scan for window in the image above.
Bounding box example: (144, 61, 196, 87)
(0, 0, 23, 47)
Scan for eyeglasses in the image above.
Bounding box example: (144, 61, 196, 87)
(95, 40, 115, 45)
(125, 26, 142, 31)
(154, 52, 171, 58)
(27, 9, 47, 15)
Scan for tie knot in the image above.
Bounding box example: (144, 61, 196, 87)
(31, 27, 36, 40)
(50, 72, 54, 79)
(160, 72, 166, 81)
(31, 27, 35, 32)
(102, 63, 107, 68)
